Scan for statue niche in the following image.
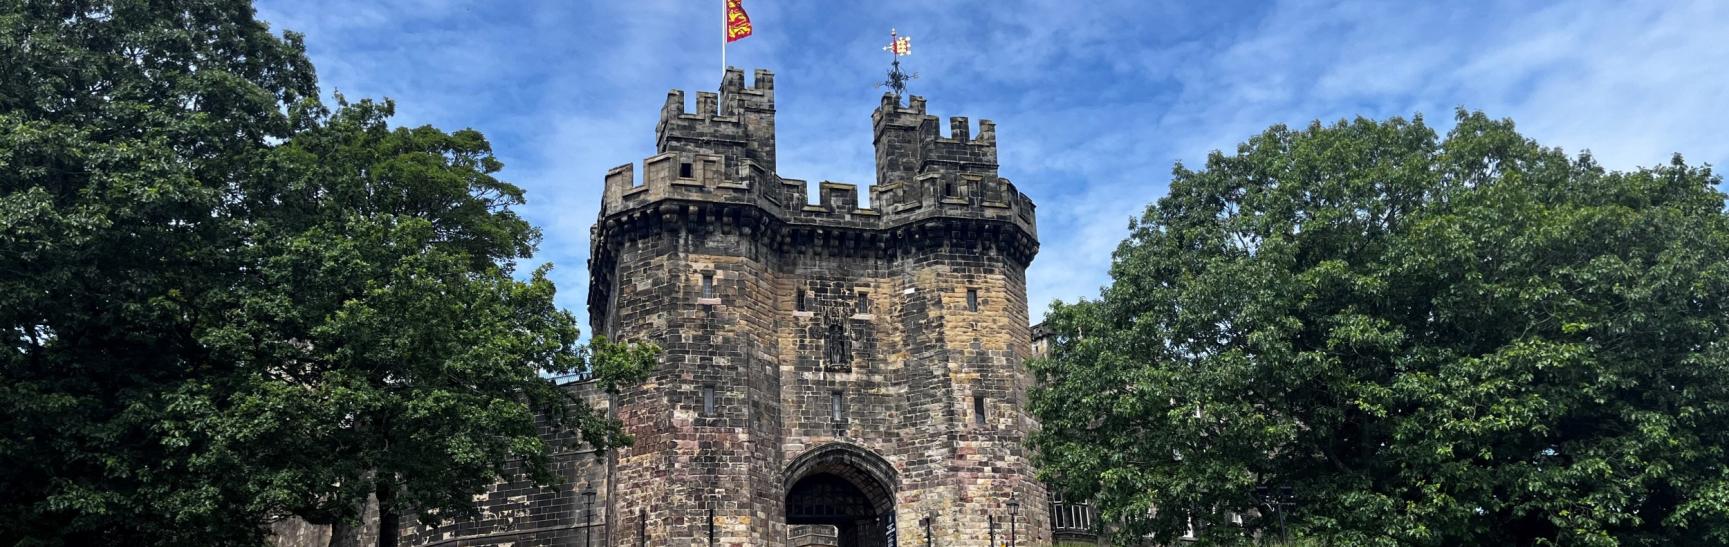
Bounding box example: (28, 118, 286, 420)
(823, 323, 851, 370)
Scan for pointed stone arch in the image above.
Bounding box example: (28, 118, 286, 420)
(784, 443, 899, 547)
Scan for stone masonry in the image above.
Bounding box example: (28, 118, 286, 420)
(393, 67, 1045, 547)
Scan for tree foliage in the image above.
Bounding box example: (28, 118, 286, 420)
(0, 1, 656, 545)
(1030, 111, 1729, 546)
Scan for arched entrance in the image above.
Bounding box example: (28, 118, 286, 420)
(784, 443, 898, 547)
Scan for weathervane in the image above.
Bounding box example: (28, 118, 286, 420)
(879, 28, 916, 96)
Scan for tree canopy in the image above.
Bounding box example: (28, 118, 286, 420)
(0, 1, 655, 545)
(1030, 111, 1729, 546)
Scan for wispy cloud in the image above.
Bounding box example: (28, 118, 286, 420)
(255, 0, 1729, 328)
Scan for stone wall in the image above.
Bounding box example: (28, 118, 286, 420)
(400, 379, 612, 546)
(269, 379, 610, 547)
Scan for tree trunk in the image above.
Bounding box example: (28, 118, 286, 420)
(327, 519, 359, 547)
(376, 480, 399, 547)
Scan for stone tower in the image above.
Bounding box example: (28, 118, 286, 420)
(585, 67, 1044, 547)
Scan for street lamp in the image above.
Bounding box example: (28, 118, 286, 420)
(919, 514, 933, 547)
(581, 488, 596, 547)
(1254, 484, 1295, 544)
(989, 515, 996, 547)
(1007, 493, 1020, 547)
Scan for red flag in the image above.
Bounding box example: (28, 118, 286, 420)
(725, 0, 753, 43)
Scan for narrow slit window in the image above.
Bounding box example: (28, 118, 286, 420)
(856, 291, 870, 314)
(679, 162, 694, 178)
(702, 385, 717, 416)
(944, 181, 957, 197)
(831, 391, 845, 422)
(701, 273, 715, 298)
(796, 289, 808, 311)
(966, 289, 979, 312)
(973, 395, 987, 426)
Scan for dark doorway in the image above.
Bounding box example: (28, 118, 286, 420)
(784, 443, 899, 547)
(786, 474, 890, 547)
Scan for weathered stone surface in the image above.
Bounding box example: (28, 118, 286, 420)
(273, 68, 1046, 547)
(586, 67, 1044, 547)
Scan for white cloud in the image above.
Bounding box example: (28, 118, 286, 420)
(257, 0, 1729, 329)
(1015, 0, 1729, 320)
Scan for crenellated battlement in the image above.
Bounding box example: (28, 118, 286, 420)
(657, 67, 778, 177)
(602, 151, 755, 213)
(657, 67, 775, 120)
(872, 93, 999, 187)
(599, 68, 1036, 259)
(872, 93, 997, 145)
(599, 153, 1035, 238)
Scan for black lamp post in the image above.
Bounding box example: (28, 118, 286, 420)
(581, 488, 596, 547)
(1007, 493, 1020, 547)
(1254, 484, 1295, 544)
(988, 515, 997, 547)
(918, 513, 934, 546)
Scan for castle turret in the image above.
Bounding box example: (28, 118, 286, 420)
(657, 67, 776, 187)
(871, 92, 997, 188)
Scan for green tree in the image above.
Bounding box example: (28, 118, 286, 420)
(0, 1, 657, 545)
(1030, 112, 1729, 546)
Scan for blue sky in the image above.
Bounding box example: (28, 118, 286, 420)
(254, 0, 1729, 330)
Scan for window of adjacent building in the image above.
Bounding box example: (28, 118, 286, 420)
(796, 289, 808, 311)
(855, 291, 869, 314)
(701, 273, 715, 298)
(966, 288, 979, 312)
(702, 385, 717, 416)
(973, 395, 987, 426)
(679, 162, 694, 178)
(831, 391, 845, 422)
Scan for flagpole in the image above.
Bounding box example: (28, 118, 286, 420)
(720, 0, 726, 79)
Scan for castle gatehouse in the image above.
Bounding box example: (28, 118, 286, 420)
(402, 67, 1047, 547)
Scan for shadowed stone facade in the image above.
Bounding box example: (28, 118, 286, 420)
(387, 67, 1045, 547)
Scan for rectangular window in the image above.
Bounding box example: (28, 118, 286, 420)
(831, 391, 844, 422)
(973, 395, 987, 426)
(856, 291, 869, 314)
(702, 385, 717, 416)
(701, 273, 715, 298)
(944, 181, 957, 197)
(796, 289, 807, 311)
(966, 289, 979, 312)
(679, 162, 694, 178)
